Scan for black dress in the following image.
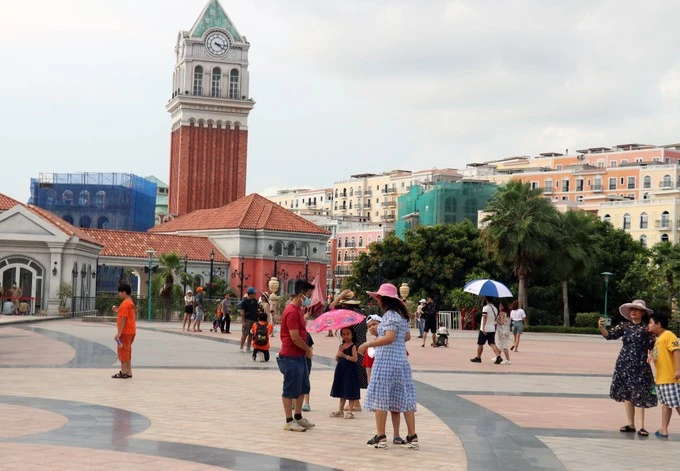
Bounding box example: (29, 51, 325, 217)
(330, 345, 361, 400)
(351, 319, 368, 389)
(606, 322, 657, 408)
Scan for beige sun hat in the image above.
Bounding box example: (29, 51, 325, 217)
(619, 299, 653, 321)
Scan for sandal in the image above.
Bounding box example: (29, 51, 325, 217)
(330, 411, 344, 418)
(620, 425, 636, 433)
(111, 372, 129, 379)
(638, 428, 649, 437)
(344, 411, 354, 419)
(406, 434, 419, 450)
(366, 434, 387, 449)
(393, 436, 406, 445)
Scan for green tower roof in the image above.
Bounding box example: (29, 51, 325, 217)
(190, 0, 243, 42)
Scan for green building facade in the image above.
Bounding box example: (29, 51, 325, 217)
(395, 181, 498, 238)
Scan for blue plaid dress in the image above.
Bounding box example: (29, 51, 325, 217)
(364, 310, 417, 412)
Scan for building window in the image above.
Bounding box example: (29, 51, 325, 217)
(377, 235, 382, 242)
(358, 236, 363, 247)
(576, 195, 583, 202)
(623, 213, 631, 230)
(211, 67, 221, 97)
(78, 190, 89, 206)
(337, 252, 341, 262)
(97, 216, 110, 229)
(611, 161, 617, 167)
(640, 235, 647, 247)
(562, 180, 570, 192)
(193, 66, 203, 96)
(95, 190, 106, 208)
(643, 176, 651, 189)
(640, 212, 648, 229)
(661, 234, 670, 242)
(556, 165, 562, 171)
(643, 192, 649, 200)
(274, 241, 283, 256)
(63, 190, 73, 205)
(229, 69, 239, 99)
(603, 214, 611, 223)
(344, 251, 349, 261)
(79, 215, 92, 228)
(663, 174, 672, 188)
(661, 211, 670, 228)
(63, 214, 74, 224)
(576, 179, 584, 192)
(287, 242, 296, 256)
(337, 238, 342, 248)
(598, 161, 605, 168)
(627, 177, 635, 189)
(531, 182, 538, 189)
(621, 160, 628, 165)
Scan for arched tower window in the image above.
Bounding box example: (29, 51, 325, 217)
(623, 213, 631, 230)
(661, 210, 670, 228)
(639, 212, 648, 229)
(639, 235, 647, 247)
(63, 190, 73, 205)
(78, 190, 89, 206)
(287, 242, 296, 256)
(229, 69, 239, 99)
(211, 67, 221, 97)
(662, 234, 670, 242)
(643, 175, 651, 189)
(79, 215, 91, 228)
(95, 190, 106, 209)
(273, 241, 283, 256)
(193, 66, 203, 96)
(97, 216, 110, 229)
(663, 174, 672, 188)
(358, 237, 363, 247)
(603, 214, 611, 223)
(63, 214, 74, 225)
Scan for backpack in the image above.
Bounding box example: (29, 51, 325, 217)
(254, 322, 269, 346)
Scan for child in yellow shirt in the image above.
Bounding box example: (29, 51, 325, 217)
(648, 312, 680, 438)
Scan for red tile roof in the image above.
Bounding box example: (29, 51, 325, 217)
(25, 205, 102, 246)
(149, 193, 331, 235)
(0, 193, 20, 211)
(81, 229, 227, 262)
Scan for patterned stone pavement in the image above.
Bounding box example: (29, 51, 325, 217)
(0, 317, 677, 470)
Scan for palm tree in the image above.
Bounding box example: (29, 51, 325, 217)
(155, 252, 182, 320)
(481, 180, 559, 309)
(549, 210, 601, 326)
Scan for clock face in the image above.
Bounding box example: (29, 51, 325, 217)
(205, 30, 230, 57)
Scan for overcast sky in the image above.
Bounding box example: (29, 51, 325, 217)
(2, 0, 680, 202)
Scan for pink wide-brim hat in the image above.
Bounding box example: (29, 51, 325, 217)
(367, 283, 407, 310)
(619, 299, 653, 321)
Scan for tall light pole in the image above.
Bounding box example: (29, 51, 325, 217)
(601, 271, 613, 326)
(146, 249, 156, 321)
(209, 250, 215, 299)
(305, 256, 309, 281)
(183, 255, 188, 294)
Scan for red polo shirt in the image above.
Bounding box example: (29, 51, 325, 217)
(279, 303, 307, 357)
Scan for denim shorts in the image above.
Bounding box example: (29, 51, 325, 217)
(512, 321, 524, 335)
(276, 355, 310, 399)
(194, 307, 204, 321)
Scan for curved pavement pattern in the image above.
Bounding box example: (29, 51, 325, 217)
(0, 320, 677, 470)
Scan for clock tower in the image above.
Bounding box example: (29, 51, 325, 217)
(167, 0, 255, 216)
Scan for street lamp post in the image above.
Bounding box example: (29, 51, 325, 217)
(305, 256, 309, 281)
(239, 256, 245, 299)
(183, 255, 188, 294)
(146, 249, 156, 321)
(601, 271, 613, 326)
(209, 250, 215, 299)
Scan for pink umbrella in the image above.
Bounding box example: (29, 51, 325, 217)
(307, 309, 365, 333)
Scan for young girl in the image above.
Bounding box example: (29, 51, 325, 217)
(330, 327, 361, 419)
(182, 290, 194, 332)
(363, 315, 382, 382)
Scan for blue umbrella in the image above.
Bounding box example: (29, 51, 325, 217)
(463, 279, 513, 298)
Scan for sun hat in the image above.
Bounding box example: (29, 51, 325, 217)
(619, 299, 653, 321)
(419, 298, 426, 304)
(186, 289, 193, 294)
(366, 283, 407, 311)
(366, 314, 382, 324)
(247, 287, 257, 294)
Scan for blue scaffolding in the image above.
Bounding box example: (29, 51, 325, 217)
(29, 172, 157, 232)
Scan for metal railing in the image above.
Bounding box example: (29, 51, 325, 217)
(438, 311, 461, 330)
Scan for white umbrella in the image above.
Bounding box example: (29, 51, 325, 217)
(463, 279, 513, 298)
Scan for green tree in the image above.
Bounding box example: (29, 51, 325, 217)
(549, 210, 601, 326)
(481, 180, 559, 308)
(154, 252, 183, 320)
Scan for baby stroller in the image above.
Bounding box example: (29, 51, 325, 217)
(436, 330, 449, 347)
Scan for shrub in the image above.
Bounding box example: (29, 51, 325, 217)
(525, 325, 600, 335)
(525, 307, 562, 326)
(575, 312, 602, 328)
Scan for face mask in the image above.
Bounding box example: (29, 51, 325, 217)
(302, 295, 312, 307)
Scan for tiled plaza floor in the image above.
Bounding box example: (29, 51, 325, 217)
(0, 317, 677, 470)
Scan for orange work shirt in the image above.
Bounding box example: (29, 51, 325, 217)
(250, 321, 274, 350)
(117, 297, 136, 335)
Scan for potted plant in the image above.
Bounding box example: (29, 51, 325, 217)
(57, 282, 73, 315)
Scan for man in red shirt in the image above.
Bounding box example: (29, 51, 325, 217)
(112, 283, 136, 379)
(278, 279, 315, 432)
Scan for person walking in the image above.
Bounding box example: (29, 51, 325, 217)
(496, 302, 512, 364)
(329, 327, 361, 419)
(358, 283, 418, 450)
(421, 296, 438, 348)
(239, 287, 260, 352)
(509, 300, 527, 352)
(251, 312, 273, 362)
(598, 299, 657, 437)
(192, 287, 205, 332)
(277, 279, 315, 432)
(647, 312, 680, 438)
(219, 293, 232, 334)
(470, 297, 502, 364)
(416, 299, 425, 338)
(112, 283, 136, 379)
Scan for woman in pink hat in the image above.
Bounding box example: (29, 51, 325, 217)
(598, 299, 657, 437)
(358, 283, 418, 449)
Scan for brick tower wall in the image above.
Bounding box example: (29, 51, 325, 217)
(169, 121, 248, 216)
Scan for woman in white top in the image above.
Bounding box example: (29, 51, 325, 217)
(509, 300, 527, 352)
(496, 302, 511, 364)
(182, 290, 194, 332)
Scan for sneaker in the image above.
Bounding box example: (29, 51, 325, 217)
(239, 348, 245, 353)
(283, 420, 306, 432)
(302, 403, 311, 412)
(502, 360, 512, 365)
(296, 417, 315, 429)
(494, 356, 503, 365)
(246, 348, 251, 353)
(470, 357, 481, 363)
